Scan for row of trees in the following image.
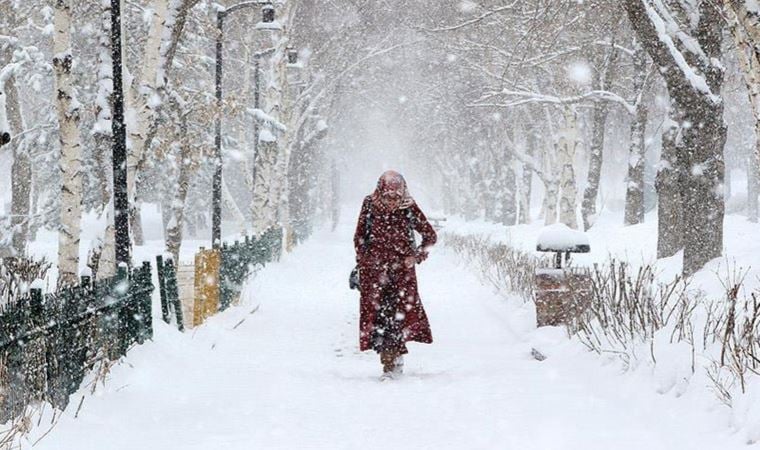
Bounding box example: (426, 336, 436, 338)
(324, 0, 759, 277)
(0, 0, 392, 286)
(4, 1, 760, 279)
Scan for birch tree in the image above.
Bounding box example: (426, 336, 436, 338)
(724, 0, 760, 221)
(53, 0, 83, 286)
(623, 42, 652, 225)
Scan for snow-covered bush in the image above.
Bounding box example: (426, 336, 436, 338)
(442, 232, 544, 301)
(574, 260, 697, 370)
(444, 230, 760, 425)
(0, 257, 51, 306)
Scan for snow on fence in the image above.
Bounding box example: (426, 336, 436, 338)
(155, 227, 284, 330)
(0, 263, 153, 421)
(219, 228, 282, 311)
(0, 227, 284, 425)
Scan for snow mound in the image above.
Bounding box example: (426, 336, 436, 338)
(536, 223, 590, 253)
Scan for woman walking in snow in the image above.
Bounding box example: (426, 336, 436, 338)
(353, 170, 437, 379)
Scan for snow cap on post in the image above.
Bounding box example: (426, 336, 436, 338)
(536, 223, 590, 253)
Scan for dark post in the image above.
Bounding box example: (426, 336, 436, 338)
(156, 255, 170, 324)
(111, 0, 130, 266)
(164, 258, 184, 331)
(212, 12, 225, 248)
(252, 57, 260, 201)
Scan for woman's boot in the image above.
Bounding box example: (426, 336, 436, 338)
(380, 351, 397, 380)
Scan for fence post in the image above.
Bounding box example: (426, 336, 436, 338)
(220, 245, 231, 311)
(27, 287, 47, 402)
(164, 258, 184, 332)
(114, 263, 130, 358)
(137, 261, 153, 343)
(29, 288, 43, 328)
(156, 255, 170, 324)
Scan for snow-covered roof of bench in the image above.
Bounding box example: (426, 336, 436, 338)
(536, 223, 590, 253)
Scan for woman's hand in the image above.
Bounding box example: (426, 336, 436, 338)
(415, 246, 429, 264)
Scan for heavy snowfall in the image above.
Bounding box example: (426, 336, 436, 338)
(2, 0, 760, 448)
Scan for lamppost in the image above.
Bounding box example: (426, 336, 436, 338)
(111, 0, 130, 267)
(213, 1, 281, 248)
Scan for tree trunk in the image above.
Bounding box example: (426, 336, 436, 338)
(6, 77, 30, 256)
(624, 0, 726, 276)
(724, 1, 760, 222)
(252, 138, 279, 234)
(581, 101, 606, 230)
(748, 152, 759, 222)
(166, 143, 191, 263)
(518, 131, 534, 224)
(558, 110, 579, 229)
(1, 8, 30, 256)
(544, 178, 559, 226)
(624, 42, 649, 226)
(679, 103, 726, 276)
(93, 0, 116, 280)
(623, 103, 647, 225)
(92, 0, 114, 211)
(54, 0, 84, 287)
(656, 121, 683, 258)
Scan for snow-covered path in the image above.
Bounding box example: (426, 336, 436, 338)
(33, 221, 744, 450)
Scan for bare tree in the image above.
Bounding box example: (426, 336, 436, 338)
(623, 0, 726, 276)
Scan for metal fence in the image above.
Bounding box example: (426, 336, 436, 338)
(0, 227, 287, 421)
(0, 262, 153, 420)
(220, 227, 282, 310)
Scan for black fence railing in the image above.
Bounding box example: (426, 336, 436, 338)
(0, 262, 153, 421)
(0, 225, 299, 424)
(220, 227, 283, 310)
(156, 255, 184, 331)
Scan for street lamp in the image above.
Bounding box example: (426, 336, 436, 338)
(213, 1, 282, 248)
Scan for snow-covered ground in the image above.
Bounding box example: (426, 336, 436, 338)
(24, 214, 746, 449)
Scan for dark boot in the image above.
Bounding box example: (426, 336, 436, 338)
(381, 351, 396, 373)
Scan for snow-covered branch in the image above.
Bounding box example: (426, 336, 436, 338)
(421, 3, 519, 33)
(246, 108, 287, 132)
(470, 89, 635, 114)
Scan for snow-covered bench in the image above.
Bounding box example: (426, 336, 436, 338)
(536, 223, 590, 269)
(534, 224, 591, 327)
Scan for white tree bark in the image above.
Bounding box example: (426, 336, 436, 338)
(518, 130, 534, 224)
(94, 0, 116, 280)
(557, 109, 579, 229)
(725, 0, 760, 221)
(53, 0, 83, 287)
(252, 1, 294, 236)
(127, 0, 170, 200)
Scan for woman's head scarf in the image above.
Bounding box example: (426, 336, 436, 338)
(371, 170, 414, 211)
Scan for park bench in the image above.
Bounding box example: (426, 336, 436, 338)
(534, 224, 591, 328)
(427, 215, 447, 230)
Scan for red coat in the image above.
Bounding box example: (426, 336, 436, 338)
(353, 196, 437, 352)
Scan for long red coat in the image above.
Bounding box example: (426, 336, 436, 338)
(353, 196, 437, 352)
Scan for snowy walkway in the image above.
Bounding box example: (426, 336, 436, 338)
(33, 221, 744, 450)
